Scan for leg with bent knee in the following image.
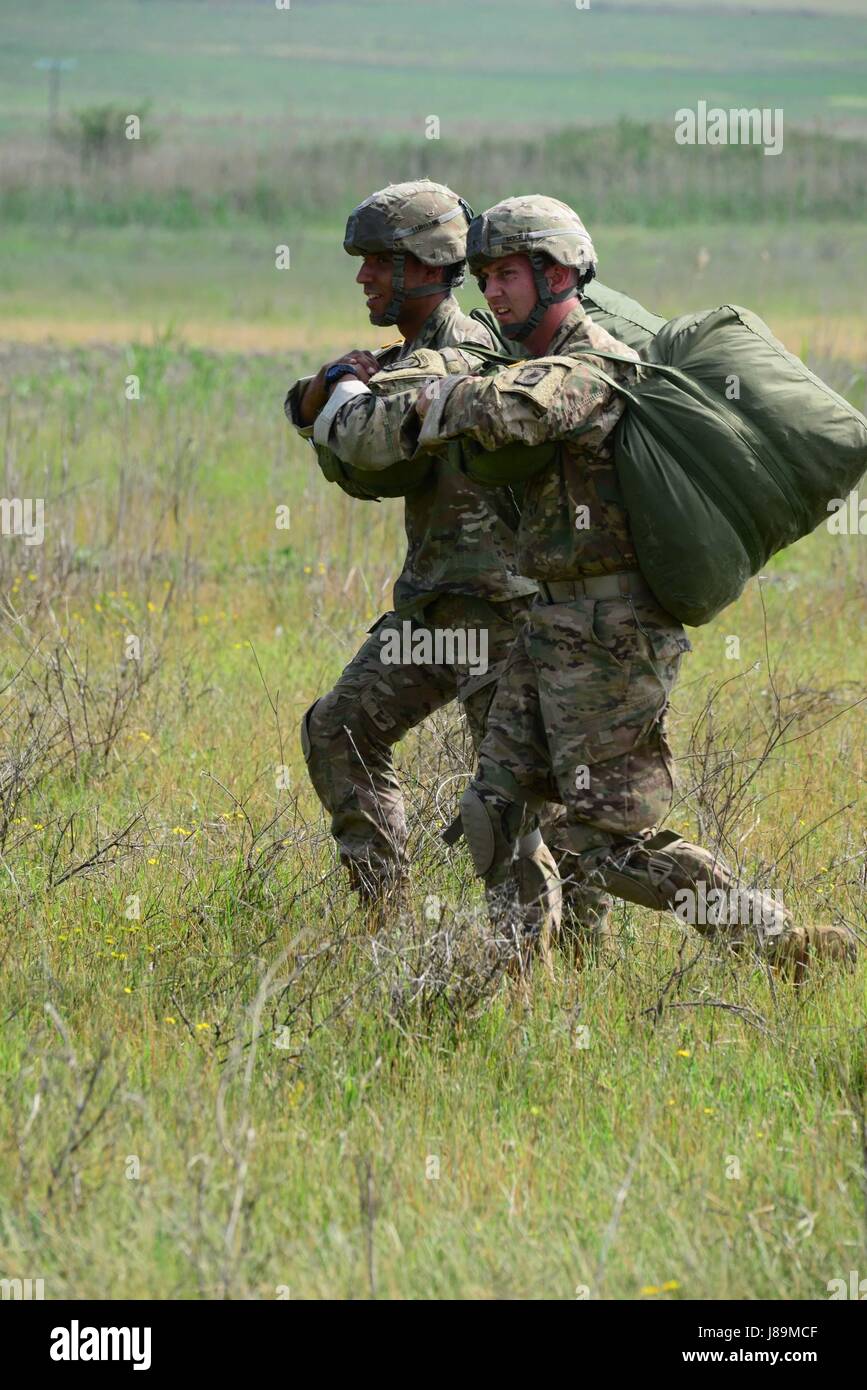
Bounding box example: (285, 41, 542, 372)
(300, 614, 457, 906)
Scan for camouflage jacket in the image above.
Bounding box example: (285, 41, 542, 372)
(415, 303, 642, 582)
(284, 295, 538, 613)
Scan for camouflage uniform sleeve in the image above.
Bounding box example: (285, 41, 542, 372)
(417, 355, 635, 461)
(314, 388, 421, 470)
(284, 376, 316, 439)
(317, 346, 487, 468)
(283, 376, 386, 501)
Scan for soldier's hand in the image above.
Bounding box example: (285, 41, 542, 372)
(331, 350, 381, 385)
(299, 351, 381, 425)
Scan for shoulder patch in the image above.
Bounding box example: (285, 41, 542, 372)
(512, 365, 548, 388)
(378, 353, 421, 373)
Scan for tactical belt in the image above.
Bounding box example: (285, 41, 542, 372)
(536, 570, 651, 603)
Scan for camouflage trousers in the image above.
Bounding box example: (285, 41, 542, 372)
(461, 590, 797, 957)
(300, 593, 566, 922)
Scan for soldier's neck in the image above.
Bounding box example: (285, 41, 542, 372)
(523, 297, 580, 357)
(397, 292, 449, 347)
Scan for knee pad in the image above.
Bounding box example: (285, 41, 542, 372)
(459, 787, 523, 879)
(459, 787, 498, 876)
(299, 700, 318, 765)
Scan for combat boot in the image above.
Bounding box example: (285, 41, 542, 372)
(765, 922, 858, 985)
(559, 885, 617, 969)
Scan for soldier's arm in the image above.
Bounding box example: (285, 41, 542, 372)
(315, 346, 486, 469)
(414, 357, 630, 462)
(312, 382, 422, 470)
(285, 378, 395, 501)
(285, 351, 383, 433)
(284, 376, 317, 438)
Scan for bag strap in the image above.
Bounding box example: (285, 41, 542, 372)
(454, 341, 517, 368)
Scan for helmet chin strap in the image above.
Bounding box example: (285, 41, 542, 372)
(494, 252, 575, 342)
(376, 251, 461, 327)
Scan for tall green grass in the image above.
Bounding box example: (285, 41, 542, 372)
(3, 123, 866, 229)
(0, 339, 864, 1297)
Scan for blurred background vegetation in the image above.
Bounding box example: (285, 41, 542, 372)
(0, 0, 865, 360)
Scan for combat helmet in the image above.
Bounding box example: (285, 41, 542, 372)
(344, 179, 474, 326)
(466, 195, 598, 340)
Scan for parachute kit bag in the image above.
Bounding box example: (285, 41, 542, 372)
(574, 304, 867, 625)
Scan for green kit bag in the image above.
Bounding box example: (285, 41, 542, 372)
(579, 304, 867, 625)
(582, 283, 666, 356)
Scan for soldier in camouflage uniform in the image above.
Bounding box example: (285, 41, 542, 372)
(332, 195, 855, 978)
(285, 180, 560, 933)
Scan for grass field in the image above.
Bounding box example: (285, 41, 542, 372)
(1, 316, 865, 1298)
(1, 220, 866, 373)
(1, 0, 866, 1304)
(4, 0, 867, 142)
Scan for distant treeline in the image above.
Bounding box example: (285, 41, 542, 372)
(3, 120, 864, 227)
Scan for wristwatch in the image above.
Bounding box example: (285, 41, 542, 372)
(324, 362, 361, 388)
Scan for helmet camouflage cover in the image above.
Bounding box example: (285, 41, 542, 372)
(466, 195, 598, 340)
(344, 179, 474, 325)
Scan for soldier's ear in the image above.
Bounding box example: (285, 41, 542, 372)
(546, 261, 573, 294)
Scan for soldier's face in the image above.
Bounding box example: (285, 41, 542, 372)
(356, 253, 395, 321)
(479, 254, 538, 329)
(356, 252, 438, 323)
